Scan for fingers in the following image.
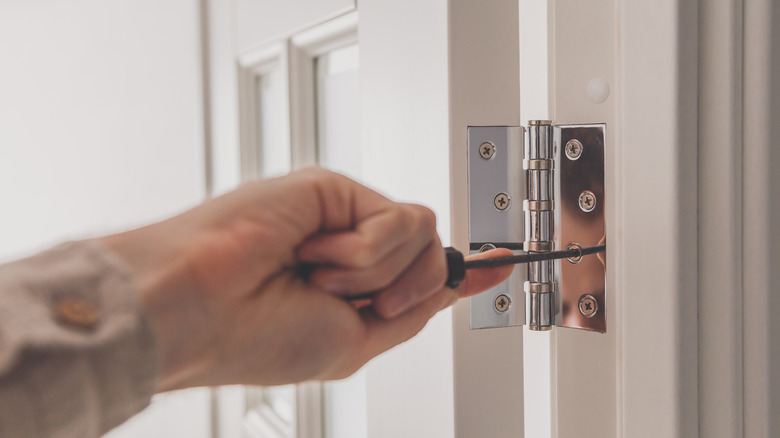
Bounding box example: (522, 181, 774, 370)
(297, 202, 436, 267)
(305, 242, 426, 295)
(358, 287, 458, 362)
(297, 203, 440, 295)
(455, 248, 515, 298)
(370, 239, 447, 318)
(284, 167, 399, 234)
(325, 248, 516, 379)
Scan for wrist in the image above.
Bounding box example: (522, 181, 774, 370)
(97, 226, 209, 392)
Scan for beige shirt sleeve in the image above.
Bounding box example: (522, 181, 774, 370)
(0, 241, 158, 438)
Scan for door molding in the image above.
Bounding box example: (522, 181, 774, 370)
(288, 12, 358, 168)
(449, 1, 525, 437)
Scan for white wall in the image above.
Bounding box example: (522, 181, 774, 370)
(0, 1, 210, 436)
(0, 0, 206, 258)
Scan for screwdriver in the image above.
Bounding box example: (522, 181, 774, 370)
(344, 243, 606, 301)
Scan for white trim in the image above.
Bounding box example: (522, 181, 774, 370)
(288, 12, 358, 169)
(449, 0, 525, 436)
(742, 0, 780, 434)
(295, 383, 323, 438)
(290, 12, 359, 56)
(620, 1, 699, 436)
(237, 42, 290, 180)
(547, 1, 620, 437)
(244, 405, 294, 438)
(234, 4, 356, 57)
(518, 2, 555, 437)
(697, 1, 743, 435)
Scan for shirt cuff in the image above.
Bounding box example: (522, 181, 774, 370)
(0, 240, 159, 437)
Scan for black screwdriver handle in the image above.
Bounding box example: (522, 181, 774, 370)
(444, 247, 466, 288)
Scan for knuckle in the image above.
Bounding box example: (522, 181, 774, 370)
(371, 266, 400, 291)
(294, 166, 340, 188)
(347, 240, 379, 268)
(414, 205, 438, 234)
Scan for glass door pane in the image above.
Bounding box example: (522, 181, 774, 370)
(255, 69, 291, 178)
(314, 43, 367, 438)
(315, 44, 361, 180)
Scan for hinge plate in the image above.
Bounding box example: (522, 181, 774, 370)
(467, 123, 606, 332)
(467, 126, 526, 329)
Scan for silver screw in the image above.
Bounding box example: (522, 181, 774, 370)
(578, 190, 596, 212)
(494, 193, 510, 211)
(479, 243, 497, 253)
(494, 294, 511, 312)
(565, 139, 583, 160)
(579, 294, 598, 318)
(479, 142, 496, 159)
(566, 242, 583, 264)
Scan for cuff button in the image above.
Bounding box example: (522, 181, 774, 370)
(55, 297, 100, 330)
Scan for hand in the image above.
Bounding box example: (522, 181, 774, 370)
(99, 167, 513, 391)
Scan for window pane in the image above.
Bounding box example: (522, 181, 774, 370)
(315, 44, 361, 180)
(255, 69, 290, 178)
(244, 385, 296, 438)
(314, 43, 367, 438)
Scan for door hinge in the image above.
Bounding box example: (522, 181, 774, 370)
(467, 121, 606, 333)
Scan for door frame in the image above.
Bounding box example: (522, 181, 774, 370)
(449, 0, 716, 437)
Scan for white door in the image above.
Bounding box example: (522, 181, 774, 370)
(208, 0, 780, 437)
(208, 1, 457, 437)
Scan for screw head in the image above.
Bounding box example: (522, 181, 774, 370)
(494, 193, 510, 211)
(565, 139, 583, 160)
(578, 190, 596, 212)
(494, 294, 511, 313)
(578, 294, 598, 318)
(479, 142, 496, 159)
(566, 242, 583, 264)
(479, 243, 497, 253)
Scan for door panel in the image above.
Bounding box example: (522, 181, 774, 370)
(449, 1, 525, 437)
(359, 1, 456, 437)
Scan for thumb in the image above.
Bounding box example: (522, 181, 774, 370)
(455, 248, 515, 299)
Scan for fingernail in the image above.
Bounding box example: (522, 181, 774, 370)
(384, 290, 414, 317)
